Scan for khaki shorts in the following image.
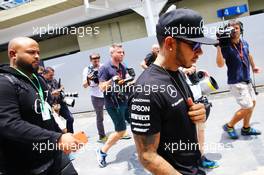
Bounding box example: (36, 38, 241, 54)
(229, 82, 256, 109)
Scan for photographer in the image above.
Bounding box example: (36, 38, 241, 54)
(216, 19, 261, 139)
(95, 43, 131, 168)
(82, 53, 107, 143)
(43, 67, 75, 133)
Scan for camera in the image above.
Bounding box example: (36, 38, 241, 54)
(187, 70, 219, 120)
(188, 71, 202, 85)
(59, 90, 79, 107)
(216, 25, 235, 47)
(64, 92, 78, 98)
(188, 70, 219, 95)
(57, 79, 78, 107)
(87, 69, 99, 84)
(196, 96, 212, 120)
(127, 68, 136, 78)
(110, 67, 136, 102)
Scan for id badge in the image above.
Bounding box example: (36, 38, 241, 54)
(41, 102, 52, 121)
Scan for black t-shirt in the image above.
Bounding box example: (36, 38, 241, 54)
(0, 66, 62, 173)
(129, 64, 202, 175)
(144, 53, 156, 66)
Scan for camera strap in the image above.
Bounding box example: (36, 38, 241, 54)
(14, 68, 51, 120)
(233, 41, 247, 67)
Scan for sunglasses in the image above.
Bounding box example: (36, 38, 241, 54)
(176, 38, 201, 51)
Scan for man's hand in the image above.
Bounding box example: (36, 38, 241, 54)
(82, 80, 90, 88)
(216, 46, 225, 68)
(58, 85, 64, 91)
(51, 89, 61, 97)
(99, 75, 122, 92)
(118, 79, 125, 85)
(58, 133, 83, 154)
(87, 74, 93, 80)
(253, 66, 261, 74)
(112, 75, 121, 82)
(188, 102, 206, 123)
(111, 75, 125, 85)
(183, 65, 196, 75)
(140, 60, 148, 70)
(51, 85, 64, 97)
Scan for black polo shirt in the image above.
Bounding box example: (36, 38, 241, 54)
(144, 52, 157, 66)
(129, 64, 202, 175)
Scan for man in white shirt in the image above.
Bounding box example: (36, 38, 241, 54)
(83, 53, 107, 142)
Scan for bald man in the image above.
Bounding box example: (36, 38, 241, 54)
(0, 37, 80, 175)
(140, 44, 160, 69)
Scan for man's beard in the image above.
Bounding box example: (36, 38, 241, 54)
(16, 59, 39, 74)
(175, 43, 186, 67)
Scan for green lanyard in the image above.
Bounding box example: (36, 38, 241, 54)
(15, 68, 45, 111)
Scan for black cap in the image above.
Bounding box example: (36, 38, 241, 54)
(156, 8, 218, 45)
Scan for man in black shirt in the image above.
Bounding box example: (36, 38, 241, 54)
(140, 44, 159, 69)
(0, 37, 80, 175)
(129, 9, 218, 175)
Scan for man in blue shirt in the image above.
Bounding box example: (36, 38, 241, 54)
(96, 43, 130, 168)
(216, 19, 261, 139)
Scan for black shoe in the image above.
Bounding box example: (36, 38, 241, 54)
(241, 127, 261, 136)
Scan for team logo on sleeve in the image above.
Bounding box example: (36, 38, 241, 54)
(132, 98, 150, 103)
(167, 85, 178, 98)
(131, 104, 150, 112)
(131, 113, 150, 121)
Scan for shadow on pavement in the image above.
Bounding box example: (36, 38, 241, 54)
(108, 145, 150, 175)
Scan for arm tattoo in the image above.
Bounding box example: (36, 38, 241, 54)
(142, 134, 156, 147)
(133, 133, 181, 175)
(134, 133, 160, 152)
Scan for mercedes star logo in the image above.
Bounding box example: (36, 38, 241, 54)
(167, 85, 178, 98)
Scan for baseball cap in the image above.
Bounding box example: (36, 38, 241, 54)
(156, 8, 218, 45)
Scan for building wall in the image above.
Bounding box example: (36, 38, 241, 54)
(0, 13, 147, 62)
(248, 0, 264, 12)
(0, 51, 8, 64)
(2, 1, 263, 64)
(175, 0, 249, 23)
(39, 34, 79, 59)
(77, 13, 147, 51)
(0, 33, 79, 63)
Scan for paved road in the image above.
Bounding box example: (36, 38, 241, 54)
(72, 90, 264, 175)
